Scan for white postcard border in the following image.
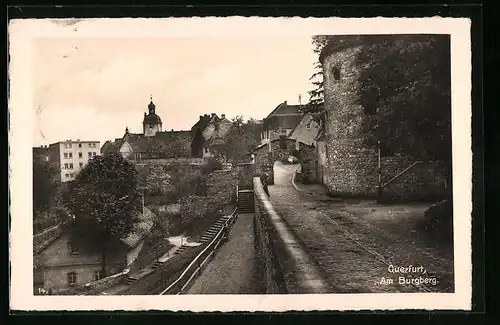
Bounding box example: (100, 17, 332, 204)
(9, 17, 472, 311)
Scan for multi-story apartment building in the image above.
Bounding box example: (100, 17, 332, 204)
(47, 139, 101, 182)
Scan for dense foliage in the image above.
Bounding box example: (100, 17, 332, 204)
(138, 164, 173, 196)
(356, 35, 451, 161)
(62, 153, 141, 275)
(222, 116, 261, 163)
(303, 35, 333, 123)
(33, 160, 59, 214)
(190, 128, 205, 158)
(307, 35, 451, 162)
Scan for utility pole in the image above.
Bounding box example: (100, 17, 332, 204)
(377, 140, 382, 202)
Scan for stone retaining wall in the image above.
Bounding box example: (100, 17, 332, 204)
(253, 177, 329, 294)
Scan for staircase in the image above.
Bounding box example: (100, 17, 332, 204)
(199, 215, 231, 244)
(124, 275, 139, 285)
(237, 190, 255, 214)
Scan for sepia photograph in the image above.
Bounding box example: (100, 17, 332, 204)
(9, 17, 472, 311)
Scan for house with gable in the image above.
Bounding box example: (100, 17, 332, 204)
(101, 98, 192, 163)
(261, 101, 304, 145)
(34, 207, 156, 294)
(288, 112, 321, 147)
(190, 113, 234, 159)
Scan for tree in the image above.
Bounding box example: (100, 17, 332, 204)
(144, 164, 173, 196)
(191, 128, 205, 158)
(303, 36, 337, 126)
(224, 117, 261, 163)
(355, 35, 452, 162)
(33, 160, 59, 214)
(61, 153, 141, 277)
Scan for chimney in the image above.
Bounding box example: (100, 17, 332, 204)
(171, 129, 174, 132)
(284, 101, 287, 105)
(221, 114, 225, 119)
(199, 115, 203, 120)
(211, 113, 216, 118)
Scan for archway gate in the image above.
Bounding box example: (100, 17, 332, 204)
(252, 138, 317, 185)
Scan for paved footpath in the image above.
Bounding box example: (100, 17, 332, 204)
(187, 213, 262, 294)
(268, 161, 455, 293)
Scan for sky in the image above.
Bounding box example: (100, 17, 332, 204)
(33, 35, 318, 146)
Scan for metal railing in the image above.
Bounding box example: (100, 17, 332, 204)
(158, 207, 238, 295)
(381, 161, 422, 189)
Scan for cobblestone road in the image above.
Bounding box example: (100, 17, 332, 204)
(186, 214, 262, 294)
(268, 161, 454, 293)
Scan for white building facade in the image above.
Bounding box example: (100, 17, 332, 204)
(48, 140, 101, 182)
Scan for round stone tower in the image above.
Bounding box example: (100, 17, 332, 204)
(319, 36, 380, 197)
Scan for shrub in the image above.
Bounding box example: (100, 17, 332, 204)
(201, 158, 223, 176)
(423, 200, 453, 237)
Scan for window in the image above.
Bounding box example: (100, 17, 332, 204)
(78, 152, 82, 158)
(69, 163, 73, 169)
(45, 156, 49, 161)
(70, 172, 74, 177)
(88, 152, 92, 158)
(69, 152, 73, 158)
(92, 152, 96, 157)
(64, 163, 69, 169)
(65, 173, 69, 178)
(78, 143, 82, 148)
(332, 67, 341, 81)
(79, 162, 83, 168)
(93, 270, 103, 281)
(64, 153, 68, 158)
(67, 272, 77, 285)
(68, 241, 79, 255)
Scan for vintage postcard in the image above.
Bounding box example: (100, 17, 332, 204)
(9, 17, 472, 311)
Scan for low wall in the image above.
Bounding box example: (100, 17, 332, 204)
(253, 177, 329, 294)
(206, 169, 238, 203)
(33, 224, 63, 255)
(137, 157, 204, 166)
(82, 269, 129, 294)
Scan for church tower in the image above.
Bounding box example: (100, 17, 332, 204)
(142, 96, 163, 137)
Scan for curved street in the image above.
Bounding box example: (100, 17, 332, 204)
(267, 161, 454, 293)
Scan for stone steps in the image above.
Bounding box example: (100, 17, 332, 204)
(238, 190, 255, 213)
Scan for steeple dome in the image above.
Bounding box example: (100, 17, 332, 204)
(143, 95, 163, 136)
